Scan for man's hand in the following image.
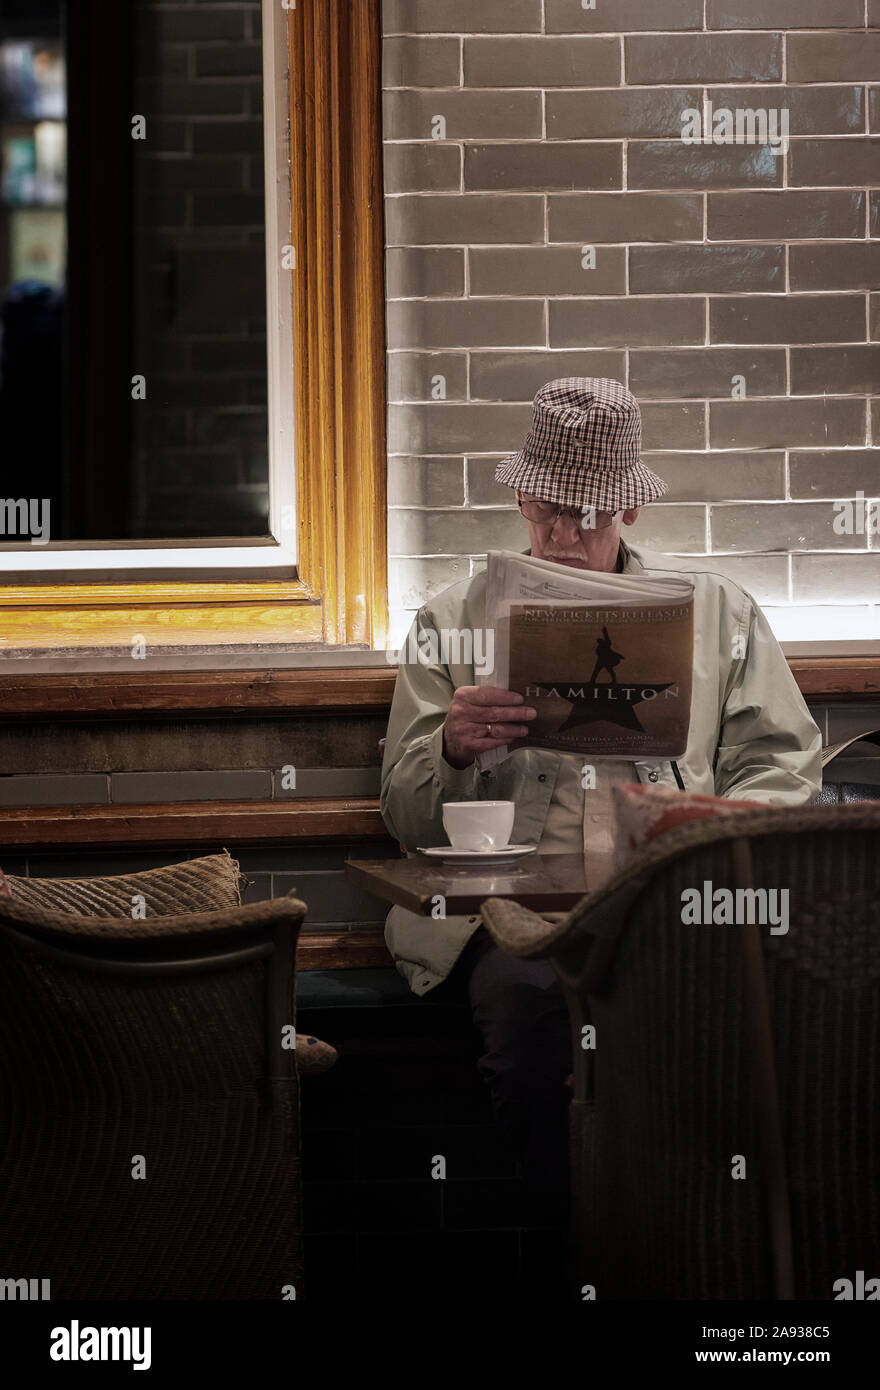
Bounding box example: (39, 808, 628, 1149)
(441, 686, 537, 770)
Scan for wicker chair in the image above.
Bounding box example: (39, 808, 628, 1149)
(480, 804, 880, 1301)
(0, 883, 307, 1300)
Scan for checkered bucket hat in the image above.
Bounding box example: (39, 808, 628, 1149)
(495, 377, 667, 511)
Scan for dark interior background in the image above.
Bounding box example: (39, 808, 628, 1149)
(0, 0, 271, 544)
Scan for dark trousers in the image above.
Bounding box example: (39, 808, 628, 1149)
(437, 923, 573, 1216)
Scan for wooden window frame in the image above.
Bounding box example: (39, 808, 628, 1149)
(0, 0, 388, 653)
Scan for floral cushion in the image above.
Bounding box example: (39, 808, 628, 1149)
(612, 783, 766, 868)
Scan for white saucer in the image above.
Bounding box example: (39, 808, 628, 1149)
(417, 844, 537, 865)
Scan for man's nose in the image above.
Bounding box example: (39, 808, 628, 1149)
(551, 511, 583, 543)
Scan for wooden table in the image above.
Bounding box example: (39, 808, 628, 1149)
(345, 851, 613, 916)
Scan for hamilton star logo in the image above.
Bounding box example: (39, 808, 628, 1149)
(527, 679, 676, 733)
(526, 627, 675, 734)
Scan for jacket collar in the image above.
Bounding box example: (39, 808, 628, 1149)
(619, 536, 641, 572)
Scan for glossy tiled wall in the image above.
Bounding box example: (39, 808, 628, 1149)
(382, 0, 880, 645)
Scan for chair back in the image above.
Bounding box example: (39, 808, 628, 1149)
(553, 805, 880, 1299)
(0, 895, 306, 1299)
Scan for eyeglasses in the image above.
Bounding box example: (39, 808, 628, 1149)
(517, 497, 623, 530)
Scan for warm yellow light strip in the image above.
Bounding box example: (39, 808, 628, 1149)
(0, 582, 313, 608)
(0, 600, 323, 648)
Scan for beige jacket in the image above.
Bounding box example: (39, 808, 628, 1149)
(380, 540, 822, 995)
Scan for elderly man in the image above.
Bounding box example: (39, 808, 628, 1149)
(380, 377, 821, 1215)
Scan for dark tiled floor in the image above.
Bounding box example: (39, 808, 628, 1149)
(298, 999, 572, 1302)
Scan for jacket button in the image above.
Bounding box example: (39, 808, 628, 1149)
(538, 773, 547, 782)
(648, 768, 660, 783)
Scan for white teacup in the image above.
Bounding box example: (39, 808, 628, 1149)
(442, 800, 515, 852)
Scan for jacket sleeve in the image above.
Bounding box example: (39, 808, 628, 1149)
(380, 606, 480, 851)
(714, 593, 822, 806)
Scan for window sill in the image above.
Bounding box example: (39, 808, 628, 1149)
(1, 654, 879, 719)
(0, 644, 398, 672)
(0, 664, 399, 719)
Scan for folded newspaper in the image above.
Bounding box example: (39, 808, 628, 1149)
(477, 550, 695, 766)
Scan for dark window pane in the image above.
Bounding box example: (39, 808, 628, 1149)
(128, 0, 270, 541)
(0, 0, 271, 546)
